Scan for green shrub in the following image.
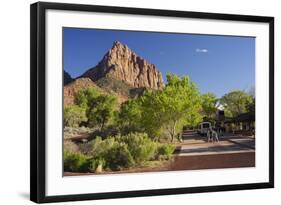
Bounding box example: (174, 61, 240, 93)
(79, 136, 115, 156)
(90, 158, 106, 171)
(103, 143, 134, 171)
(69, 133, 175, 172)
(78, 142, 93, 155)
(86, 136, 134, 171)
(64, 140, 79, 153)
(156, 143, 176, 159)
(64, 150, 91, 172)
(64, 105, 87, 128)
(89, 136, 117, 157)
(117, 133, 158, 164)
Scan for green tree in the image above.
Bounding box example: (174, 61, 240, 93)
(247, 87, 255, 114)
(140, 74, 202, 142)
(64, 105, 87, 127)
(74, 88, 117, 129)
(87, 95, 117, 130)
(139, 90, 165, 140)
(75, 88, 100, 110)
(220, 90, 253, 117)
(118, 100, 142, 134)
(201, 93, 218, 121)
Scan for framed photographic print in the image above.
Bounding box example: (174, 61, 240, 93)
(30, 2, 274, 203)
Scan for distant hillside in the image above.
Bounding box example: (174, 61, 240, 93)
(64, 70, 73, 85)
(64, 77, 129, 105)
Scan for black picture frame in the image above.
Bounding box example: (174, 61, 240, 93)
(30, 1, 274, 203)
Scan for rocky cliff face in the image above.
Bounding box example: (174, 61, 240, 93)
(81, 41, 164, 89)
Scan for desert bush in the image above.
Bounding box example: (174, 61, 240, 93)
(64, 105, 87, 128)
(64, 140, 79, 153)
(156, 143, 176, 159)
(103, 143, 134, 170)
(89, 136, 116, 157)
(66, 132, 175, 172)
(90, 158, 106, 171)
(86, 136, 134, 171)
(78, 142, 93, 155)
(64, 150, 91, 172)
(116, 133, 158, 164)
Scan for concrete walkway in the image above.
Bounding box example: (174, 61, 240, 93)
(169, 130, 256, 170)
(178, 130, 255, 156)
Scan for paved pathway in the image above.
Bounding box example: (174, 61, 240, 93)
(178, 129, 255, 156)
(170, 129, 256, 170)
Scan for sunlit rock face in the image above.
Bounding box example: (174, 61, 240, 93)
(81, 41, 164, 90)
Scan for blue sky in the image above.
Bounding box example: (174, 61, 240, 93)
(63, 27, 255, 97)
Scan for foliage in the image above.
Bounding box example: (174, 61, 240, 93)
(140, 74, 202, 141)
(64, 105, 87, 127)
(136, 90, 164, 139)
(118, 100, 142, 134)
(157, 143, 176, 159)
(88, 136, 116, 157)
(74, 88, 117, 129)
(247, 87, 255, 114)
(87, 95, 117, 130)
(90, 158, 106, 171)
(74, 132, 174, 171)
(104, 143, 134, 170)
(220, 90, 253, 117)
(116, 133, 158, 164)
(201, 92, 218, 121)
(74, 87, 100, 109)
(247, 98, 255, 114)
(64, 149, 91, 172)
(83, 136, 133, 171)
(65, 74, 203, 140)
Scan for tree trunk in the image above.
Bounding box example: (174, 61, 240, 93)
(170, 121, 177, 142)
(100, 120, 105, 131)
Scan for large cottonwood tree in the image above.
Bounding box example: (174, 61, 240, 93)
(140, 74, 202, 141)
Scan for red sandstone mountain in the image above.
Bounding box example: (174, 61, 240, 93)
(81, 41, 164, 89)
(64, 41, 164, 105)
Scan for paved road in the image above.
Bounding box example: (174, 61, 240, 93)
(178, 138, 255, 156)
(171, 130, 255, 170)
(178, 129, 255, 156)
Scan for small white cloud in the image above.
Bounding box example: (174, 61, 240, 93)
(196, 48, 208, 53)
